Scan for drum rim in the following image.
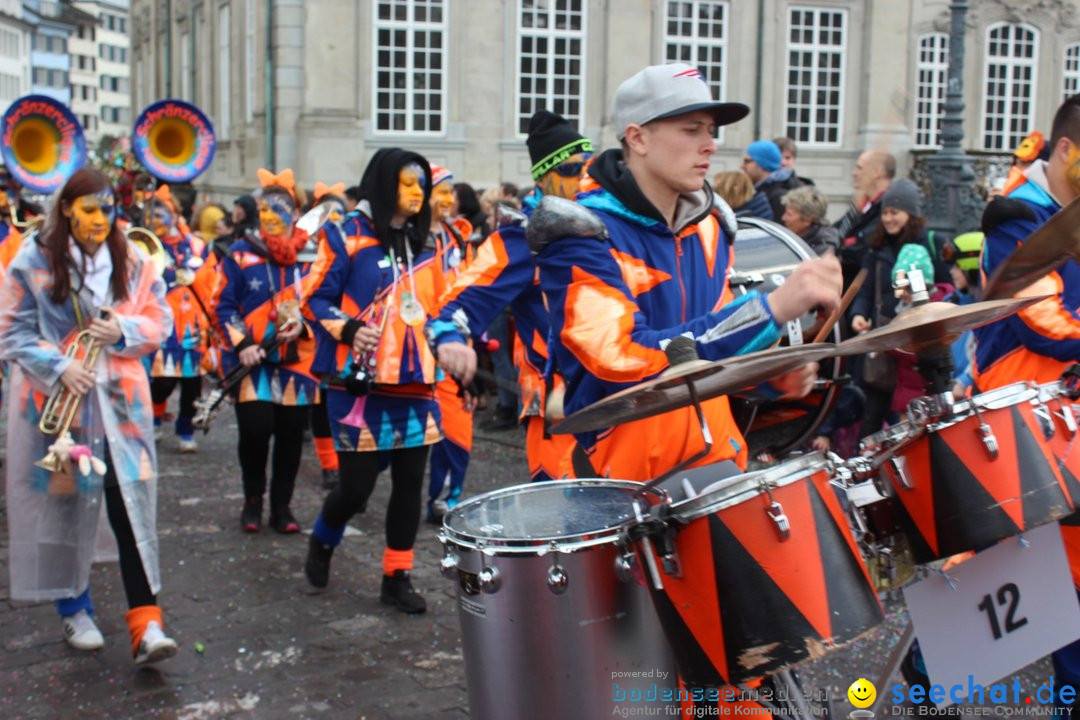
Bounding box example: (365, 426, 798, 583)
(440, 478, 667, 554)
(667, 452, 830, 522)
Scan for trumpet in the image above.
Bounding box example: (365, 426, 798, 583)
(36, 327, 103, 472)
(9, 205, 43, 231)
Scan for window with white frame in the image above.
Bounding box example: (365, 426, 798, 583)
(245, 0, 255, 123)
(217, 3, 231, 140)
(982, 23, 1038, 151)
(664, 1, 728, 135)
(784, 7, 846, 146)
(914, 33, 948, 148)
(516, 0, 585, 135)
(1066, 44, 1080, 99)
(373, 0, 446, 134)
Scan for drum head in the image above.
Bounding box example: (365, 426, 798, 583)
(444, 480, 663, 553)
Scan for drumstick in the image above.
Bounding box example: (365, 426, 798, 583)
(812, 267, 868, 343)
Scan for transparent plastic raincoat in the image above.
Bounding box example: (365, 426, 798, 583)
(0, 240, 171, 600)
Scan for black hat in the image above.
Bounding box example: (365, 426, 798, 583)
(526, 111, 594, 181)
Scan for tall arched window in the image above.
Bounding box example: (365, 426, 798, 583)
(982, 23, 1038, 151)
(914, 33, 948, 148)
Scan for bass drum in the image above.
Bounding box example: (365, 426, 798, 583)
(729, 217, 842, 457)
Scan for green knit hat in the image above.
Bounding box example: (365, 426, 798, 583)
(893, 243, 935, 285)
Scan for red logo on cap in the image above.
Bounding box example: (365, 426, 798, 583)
(673, 68, 704, 81)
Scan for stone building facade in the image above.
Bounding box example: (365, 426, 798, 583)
(128, 0, 1080, 209)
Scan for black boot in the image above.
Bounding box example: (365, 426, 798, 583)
(240, 497, 263, 533)
(380, 570, 427, 614)
(304, 535, 334, 589)
(269, 506, 300, 534)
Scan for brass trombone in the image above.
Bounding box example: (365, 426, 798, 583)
(35, 327, 104, 472)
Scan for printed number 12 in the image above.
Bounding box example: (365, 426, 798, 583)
(977, 582, 1029, 640)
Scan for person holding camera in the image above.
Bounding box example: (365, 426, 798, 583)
(302, 149, 445, 614)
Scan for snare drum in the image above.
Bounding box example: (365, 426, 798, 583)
(872, 382, 1077, 563)
(638, 453, 883, 687)
(440, 480, 678, 720)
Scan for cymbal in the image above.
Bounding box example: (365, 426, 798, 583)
(982, 196, 1080, 301)
(835, 296, 1050, 356)
(551, 343, 835, 435)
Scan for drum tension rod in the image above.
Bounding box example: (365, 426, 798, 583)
(759, 481, 791, 540)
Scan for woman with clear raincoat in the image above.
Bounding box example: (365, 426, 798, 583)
(0, 167, 178, 664)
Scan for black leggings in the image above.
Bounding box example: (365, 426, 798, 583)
(151, 377, 201, 424)
(321, 446, 429, 550)
(234, 402, 310, 509)
(311, 395, 332, 439)
(104, 451, 155, 609)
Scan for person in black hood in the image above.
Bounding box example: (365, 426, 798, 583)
(304, 147, 443, 615)
(359, 148, 432, 259)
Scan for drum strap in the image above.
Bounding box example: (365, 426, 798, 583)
(571, 443, 597, 478)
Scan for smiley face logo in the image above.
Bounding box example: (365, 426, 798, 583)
(847, 678, 876, 708)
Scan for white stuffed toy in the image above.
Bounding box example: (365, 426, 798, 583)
(48, 431, 108, 477)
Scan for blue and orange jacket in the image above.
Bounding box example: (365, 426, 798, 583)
(0, 220, 23, 276)
(149, 231, 214, 378)
(212, 228, 318, 405)
(973, 161, 1080, 390)
(426, 192, 554, 419)
(536, 151, 782, 479)
(304, 210, 447, 387)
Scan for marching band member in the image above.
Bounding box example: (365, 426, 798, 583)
(304, 149, 444, 614)
(427, 111, 589, 483)
(0, 167, 177, 663)
(425, 164, 476, 521)
(972, 93, 1080, 701)
(147, 185, 215, 451)
(308, 181, 348, 489)
(213, 168, 318, 534)
(536, 64, 840, 481)
(534, 62, 840, 718)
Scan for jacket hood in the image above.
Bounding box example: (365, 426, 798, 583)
(359, 148, 432, 256)
(582, 149, 713, 234)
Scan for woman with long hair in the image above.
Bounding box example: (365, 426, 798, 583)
(0, 167, 177, 663)
(304, 149, 446, 614)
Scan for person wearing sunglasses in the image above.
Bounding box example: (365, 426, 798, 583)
(426, 110, 592, 483)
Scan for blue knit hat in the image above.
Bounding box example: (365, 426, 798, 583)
(746, 140, 782, 172)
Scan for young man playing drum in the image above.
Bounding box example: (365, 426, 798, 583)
(972, 93, 1080, 705)
(535, 63, 842, 482)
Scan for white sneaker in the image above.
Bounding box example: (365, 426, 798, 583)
(62, 610, 104, 651)
(153, 425, 163, 441)
(177, 437, 198, 453)
(134, 621, 178, 665)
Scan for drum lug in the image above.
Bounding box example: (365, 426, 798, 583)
(614, 551, 637, 583)
(767, 501, 791, 540)
(978, 422, 1000, 459)
(478, 565, 501, 594)
(889, 456, 914, 490)
(1057, 399, 1078, 436)
(1033, 403, 1056, 440)
(546, 563, 569, 595)
(654, 529, 683, 578)
(440, 551, 460, 579)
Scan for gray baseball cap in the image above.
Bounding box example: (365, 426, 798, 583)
(612, 63, 750, 140)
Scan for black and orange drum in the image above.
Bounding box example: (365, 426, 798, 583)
(863, 382, 1077, 563)
(637, 453, 883, 686)
(728, 218, 842, 457)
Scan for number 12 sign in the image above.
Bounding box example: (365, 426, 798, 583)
(903, 522, 1080, 704)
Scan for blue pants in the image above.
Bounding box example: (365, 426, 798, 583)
(428, 438, 469, 509)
